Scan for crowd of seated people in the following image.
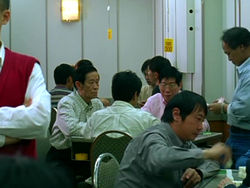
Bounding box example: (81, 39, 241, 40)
(1, 1, 250, 185)
(82, 70, 160, 139)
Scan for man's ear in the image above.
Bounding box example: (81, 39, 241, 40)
(154, 72, 159, 80)
(130, 92, 139, 106)
(172, 107, 182, 122)
(239, 44, 246, 51)
(135, 91, 140, 98)
(1, 10, 11, 25)
(66, 76, 73, 84)
(75, 81, 81, 90)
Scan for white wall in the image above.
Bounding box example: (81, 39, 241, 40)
(155, 0, 203, 94)
(2, 0, 250, 101)
(2, 0, 154, 98)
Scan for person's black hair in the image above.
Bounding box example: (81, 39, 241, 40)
(159, 66, 182, 86)
(161, 90, 207, 123)
(54, 64, 75, 85)
(0, 0, 10, 11)
(75, 59, 93, 69)
(148, 56, 171, 74)
(112, 71, 142, 102)
(221, 27, 250, 49)
(74, 63, 98, 85)
(0, 155, 73, 188)
(141, 59, 151, 74)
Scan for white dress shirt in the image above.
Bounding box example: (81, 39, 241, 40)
(83, 100, 160, 139)
(0, 43, 51, 146)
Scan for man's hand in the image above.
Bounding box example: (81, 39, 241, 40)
(203, 142, 232, 165)
(217, 177, 233, 188)
(24, 98, 32, 107)
(208, 103, 222, 114)
(181, 168, 201, 188)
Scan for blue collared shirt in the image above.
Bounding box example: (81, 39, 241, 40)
(228, 57, 250, 130)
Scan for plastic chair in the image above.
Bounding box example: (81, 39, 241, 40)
(90, 130, 132, 175)
(93, 153, 119, 188)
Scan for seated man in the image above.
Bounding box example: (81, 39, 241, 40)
(142, 66, 182, 119)
(147, 56, 171, 95)
(47, 63, 104, 168)
(50, 63, 75, 108)
(115, 90, 231, 188)
(75, 59, 110, 107)
(137, 59, 154, 107)
(83, 71, 160, 139)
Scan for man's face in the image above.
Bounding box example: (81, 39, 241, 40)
(66, 76, 74, 91)
(77, 71, 100, 102)
(222, 42, 246, 66)
(0, 8, 10, 30)
(179, 109, 205, 141)
(159, 78, 181, 103)
(147, 69, 158, 87)
(143, 67, 152, 85)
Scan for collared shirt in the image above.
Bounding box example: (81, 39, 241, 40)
(114, 123, 220, 188)
(82, 100, 160, 139)
(138, 85, 154, 105)
(50, 85, 72, 108)
(0, 41, 4, 72)
(50, 90, 104, 149)
(228, 57, 250, 130)
(0, 42, 51, 146)
(141, 93, 166, 119)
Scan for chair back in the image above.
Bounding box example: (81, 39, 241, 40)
(90, 130, 132, 175)
(93, 153, 119, 188)
(36, 108, 57, 161)
(49, 107, 57, 134)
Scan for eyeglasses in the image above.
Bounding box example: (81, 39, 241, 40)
(159, 82, 177, 89)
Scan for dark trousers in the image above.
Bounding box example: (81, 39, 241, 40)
(226, 126, 250, 168)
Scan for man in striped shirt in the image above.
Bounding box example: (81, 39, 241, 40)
(50, 63, 74, 108)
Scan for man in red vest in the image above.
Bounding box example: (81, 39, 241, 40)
(0, 0, 50, 158)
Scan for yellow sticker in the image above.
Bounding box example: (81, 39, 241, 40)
(75, 153, 88, 161)
(108, 28, 112, 40)
(164, 38, 174, 52)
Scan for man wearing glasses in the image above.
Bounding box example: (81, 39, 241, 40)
(142, 66, 182, 119)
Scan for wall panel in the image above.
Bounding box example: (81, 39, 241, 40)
(47, 0, 82, 90)
(82, 0, 118, 98)
(118, 0, 154, 82)
(11, 0, 47, 80)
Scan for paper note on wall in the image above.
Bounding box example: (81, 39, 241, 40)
(164, 38, 174, 52)
(108, 28, 112, 40)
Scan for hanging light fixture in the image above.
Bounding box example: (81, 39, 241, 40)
(61, 0, 80, 22)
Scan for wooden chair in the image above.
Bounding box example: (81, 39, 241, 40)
(93, 153, 119, 188)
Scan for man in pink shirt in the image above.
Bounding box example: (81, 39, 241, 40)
(142, 66, 182, 119)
